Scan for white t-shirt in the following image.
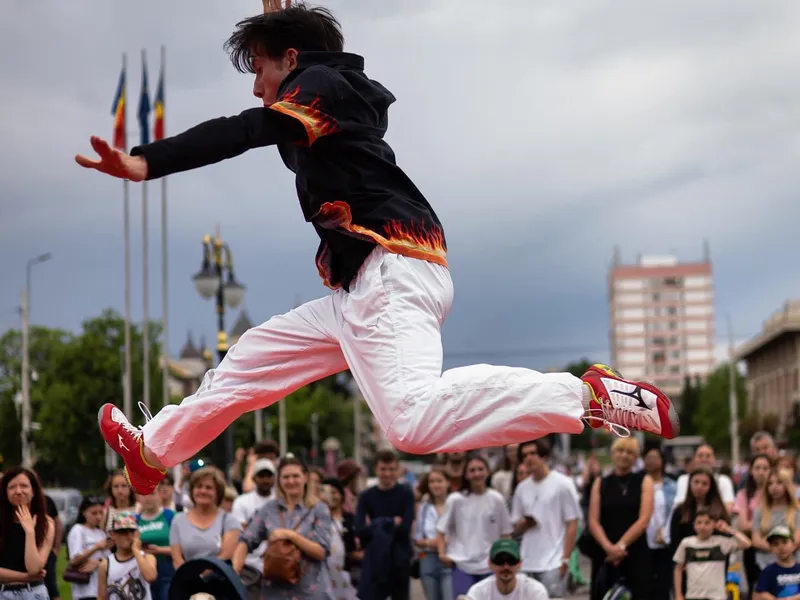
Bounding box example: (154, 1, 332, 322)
(437, 489, 512, 575)
(511, 471, 581, 572)
(465, 574, 549, 600)
(67, 524, 109, 600)
(673, 473, 735, 507)
(231, 491, 273, 571)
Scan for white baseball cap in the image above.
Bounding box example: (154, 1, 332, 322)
(252, 458, 276, 477)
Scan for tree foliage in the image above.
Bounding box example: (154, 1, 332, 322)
(678, 375, 702, 436)
(693, 363, 748, 454)
(0, 310, 358, 484)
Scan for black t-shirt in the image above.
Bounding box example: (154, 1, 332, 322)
(45, 495, 58, 519)
(133, 51, 447, 291)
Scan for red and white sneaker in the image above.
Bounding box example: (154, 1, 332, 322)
(581, 364, 680, 439)
(97, 403, 166, 494)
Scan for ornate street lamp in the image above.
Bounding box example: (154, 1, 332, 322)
(193, 231, 246, 467)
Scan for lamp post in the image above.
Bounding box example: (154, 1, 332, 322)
(192, 229, 245, 469)
(21, 252, 52, 468)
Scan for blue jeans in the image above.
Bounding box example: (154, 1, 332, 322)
(150, 557, 174, 600)
(0, 583, 49, 600)
(419, 554, 453, 600)
(451, 568, 489, 599)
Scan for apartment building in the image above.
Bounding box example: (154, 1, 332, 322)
(737, 300, 800, 428)
(609, 248, 716, 398)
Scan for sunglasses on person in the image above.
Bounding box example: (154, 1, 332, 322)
(492, 553, 520, 567)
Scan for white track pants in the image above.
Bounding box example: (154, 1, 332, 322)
(143, 247, 586, 467)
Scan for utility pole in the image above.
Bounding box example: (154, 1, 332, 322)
(727, 314, 740, 465)
(20, 288, 31, 468)
(279, 400, 288, 456)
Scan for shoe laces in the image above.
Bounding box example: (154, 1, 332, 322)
(584, 403, 639, 438)
(138, 401, 154, 423)
(119, 403, 152, 443)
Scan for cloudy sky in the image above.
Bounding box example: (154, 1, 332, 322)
(1, 0, 799, 374)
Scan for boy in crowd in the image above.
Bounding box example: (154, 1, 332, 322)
(673, 509, 751, 600)
(754, 525, 800, 599)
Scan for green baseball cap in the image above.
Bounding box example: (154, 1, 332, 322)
(490, 539, 521, 563)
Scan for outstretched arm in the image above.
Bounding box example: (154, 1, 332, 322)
(75, 108, 305, 181)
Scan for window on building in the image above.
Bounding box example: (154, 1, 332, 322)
(668, 321, 678, 330)
(669, 365, 681, 374)
(652, 337, 666, 346)
(663, 277, 682, 287)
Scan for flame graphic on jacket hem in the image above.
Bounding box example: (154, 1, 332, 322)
(270, 87, 338, 145)
(314, 201, 448, 288)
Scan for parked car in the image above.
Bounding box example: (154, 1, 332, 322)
(45, 487, 83, 536)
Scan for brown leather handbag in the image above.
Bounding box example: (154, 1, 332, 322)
(262, 506, 315, 585)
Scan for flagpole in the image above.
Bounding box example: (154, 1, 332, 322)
(122, 51, 134, 421)
(160, 44, 170, 408)
(141, 48, 151, 414)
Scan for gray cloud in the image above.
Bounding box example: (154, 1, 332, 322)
(1, 0, 798, 374)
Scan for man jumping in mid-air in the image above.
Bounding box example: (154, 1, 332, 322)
(76, 2, 679, 494)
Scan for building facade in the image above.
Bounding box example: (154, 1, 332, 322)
(737, 300, 800, 428)
(609, 248, 715, 398)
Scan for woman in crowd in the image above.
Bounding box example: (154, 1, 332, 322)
(751, 467, 800, 571)
(776, 455, 800, 498)
(669, 467, 730, 554)
(587, 437, 653, 600)
(97, 514, 157, 600)
(414, 467, 452, 600)
(66, 495, 109, 600)
(643, 446, 676, 600)
(0, 467, 55, 600)
(157, 476, 176, 513)
(169, 467, 241, 568)
(233, 456, 333, 599)
(436, 455, 511, 598)
(104, 471, 136, 531)
(308, 468, 324, 501)
(321, 478, 357, 600)
(732, 453, 771, 593)
(490, 444, 518, 502)
(222, 486, 238, 513)
(136, 491, 175, 600)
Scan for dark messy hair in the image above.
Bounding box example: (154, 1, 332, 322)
(225, 3, 344, 73)
(0, 467, 49, 552)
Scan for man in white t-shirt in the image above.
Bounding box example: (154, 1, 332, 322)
(462, 539, 548, 600)
(672, 444, 734, 512)
(511, 439, 580, 599)
(230, 458, 275, 588)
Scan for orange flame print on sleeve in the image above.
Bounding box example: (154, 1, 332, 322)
(316, 201, 448, 267)
(269, 87, 339, 145)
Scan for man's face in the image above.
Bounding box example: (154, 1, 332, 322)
(252, 50, 297, 106)
(254, 470, 275, 496)
(447, 452, 466, 463)
(753, 437, 776, 459)
(490, 553, 521, 583)
(376, 460, 398, 489)
(520, 443, 544, 473)
(694, 445, 715, 469)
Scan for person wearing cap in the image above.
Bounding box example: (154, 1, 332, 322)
(230, 458, 277, 599)
(97, 514, 157, 600)
(754, 525, 800, 599)
(460, 540, 548, 600)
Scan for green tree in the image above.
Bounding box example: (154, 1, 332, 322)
(694, 363, 748, 455)
(678, 375, 702, 435)
(0, 310, 165, 487)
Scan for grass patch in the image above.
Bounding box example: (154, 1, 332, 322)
(56, 546, 72, 600)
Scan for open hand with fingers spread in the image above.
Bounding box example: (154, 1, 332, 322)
(16, 505, 38, 536)
(75, 136, 148, 181)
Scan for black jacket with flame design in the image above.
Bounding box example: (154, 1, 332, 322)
(132, 51, 447, 291)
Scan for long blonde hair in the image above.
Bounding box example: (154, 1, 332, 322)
(276, 456, 319, 509)
(760, 467, 798, 534)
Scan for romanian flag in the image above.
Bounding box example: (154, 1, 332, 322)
(138, 54, 151, 145)
(111, 66, 126, 151)
(153, 62, 165, 141)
